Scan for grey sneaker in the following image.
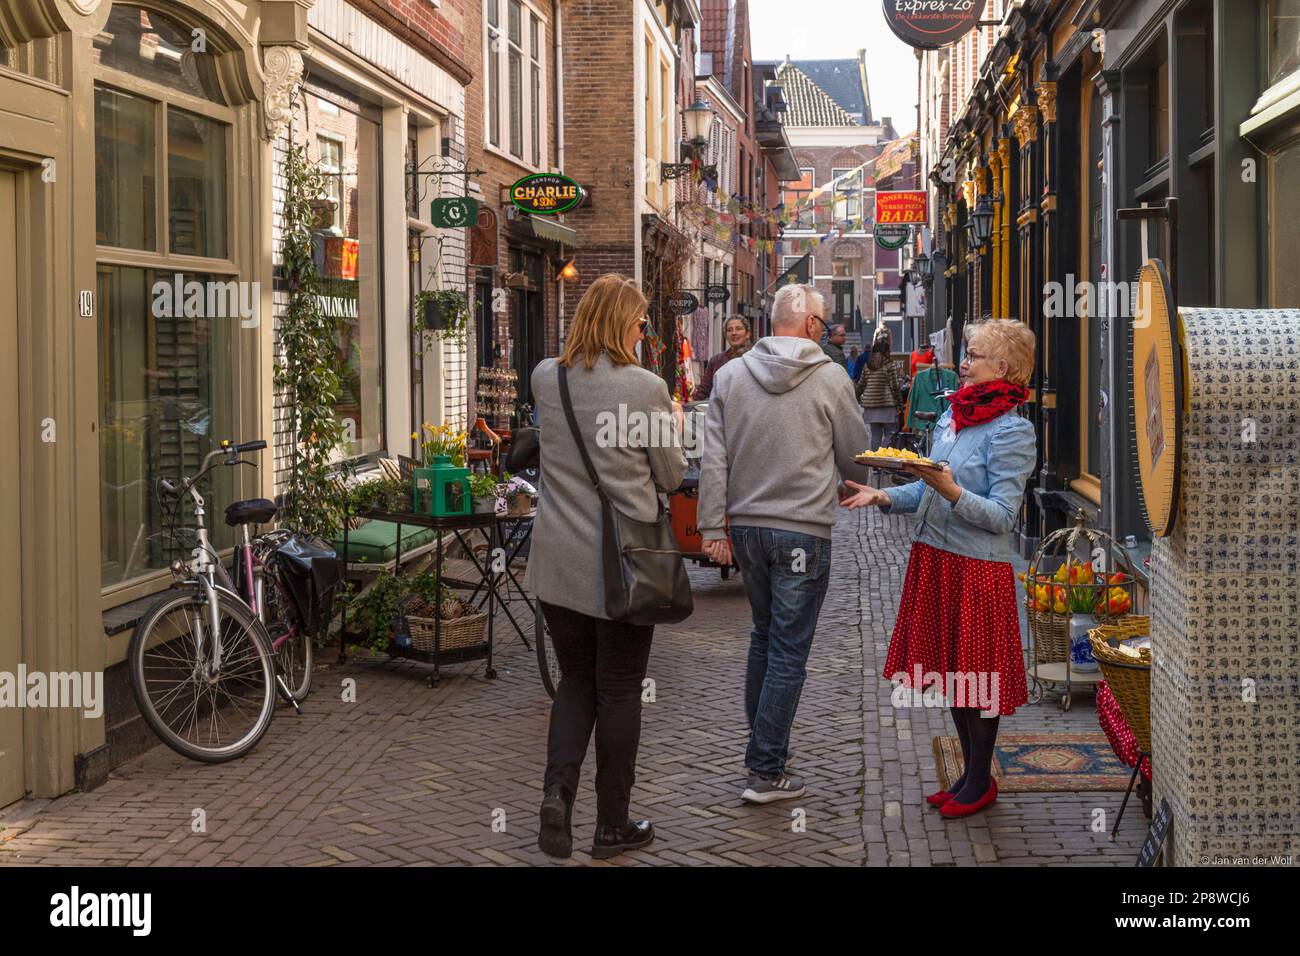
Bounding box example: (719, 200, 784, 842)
(741, 772, 807, 804)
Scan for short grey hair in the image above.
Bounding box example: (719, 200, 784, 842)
(771, 284, 824, 332)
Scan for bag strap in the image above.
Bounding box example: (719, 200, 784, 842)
(556, 363, 609, 504)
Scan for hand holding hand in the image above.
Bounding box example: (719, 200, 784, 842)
(701, 537, 732, 566)
(841, 479, 889, 510)
(903, 462, 961, 503)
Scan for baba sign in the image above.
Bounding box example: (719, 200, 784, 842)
(510, 173, 583, 215)
(882, 0, 982, 50)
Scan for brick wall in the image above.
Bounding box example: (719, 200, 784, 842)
(560, 0, 637, 276)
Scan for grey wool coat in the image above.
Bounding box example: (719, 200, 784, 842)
(524, 354, 688, 619)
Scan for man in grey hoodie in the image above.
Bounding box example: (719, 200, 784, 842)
(698, 284, 872, 803)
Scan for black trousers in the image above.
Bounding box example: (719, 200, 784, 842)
(541, 601, 654, 826)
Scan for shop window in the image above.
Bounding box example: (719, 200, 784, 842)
(508, 0, 523, 158)
(97, 266, 235, 586)
(782, 168, 816, 230)
(303, 90, 384, 461)
(484, 0, 547, 167)
(530, 14, 542, 168)
(486, 1, 501, 147)
(317, 135, 344, 232)
(95, 87, 157, 251)
(1269, 140, 1300, 306)
(93, 5, 240, 592)
(168, 108, 227, 258)
(94, 4, 226, 105)
(832, 167, 861, 223)
(1269, 0, 1300, 87)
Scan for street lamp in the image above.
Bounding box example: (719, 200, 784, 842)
(970, 195, 995, 248)
(913, 251, 932, 282)
(662, 100, 718, 181)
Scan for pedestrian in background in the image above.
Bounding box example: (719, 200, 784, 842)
(527, 274, 687, 859)
(698, 283, 871, 803)
(856, 336, 904, 450)
(841, 318, 1037, 819)
(820, 321, 850, 373)
(693, 315, 752, 400)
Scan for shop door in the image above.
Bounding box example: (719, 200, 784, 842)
(831, 279, 856, 331)
(0, 171, 24, 807)
(509, 249, 545, 413)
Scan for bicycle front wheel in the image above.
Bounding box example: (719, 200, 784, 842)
(128, 588, 277, 763)
(535, 601, 559, 699)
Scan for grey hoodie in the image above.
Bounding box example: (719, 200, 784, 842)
(698, 336, 873, 541)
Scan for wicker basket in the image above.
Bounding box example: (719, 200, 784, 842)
(1027, 602, 1070, 664)
(405, 601, 488, 654)
(1088, 615, 1152, 753)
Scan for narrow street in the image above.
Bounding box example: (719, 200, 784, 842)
(0, 507, 1146, 867)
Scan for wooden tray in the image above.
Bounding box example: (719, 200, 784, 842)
(853, 453, 945, 470)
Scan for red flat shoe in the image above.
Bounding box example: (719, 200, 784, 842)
(939, 779, 998, 818)
(926, 789, 954, 807)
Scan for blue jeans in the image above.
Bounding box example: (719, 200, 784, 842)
(729, 526, 832, 778)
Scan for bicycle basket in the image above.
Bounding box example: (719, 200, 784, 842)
(273, 533, 342, 635)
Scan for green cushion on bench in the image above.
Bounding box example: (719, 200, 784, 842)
(332, 520, 436, 564)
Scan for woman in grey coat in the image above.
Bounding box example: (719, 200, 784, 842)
(526, 274, 687, 860)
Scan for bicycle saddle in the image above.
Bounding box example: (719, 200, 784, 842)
(224, 498, 278, 526)
(915, 411, 938, 422)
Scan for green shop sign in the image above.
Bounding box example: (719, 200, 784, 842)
(510, 173, 583, 215)
(430, 197, 478, 228)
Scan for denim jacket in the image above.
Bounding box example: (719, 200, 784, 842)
(882, 407, 1036, 563)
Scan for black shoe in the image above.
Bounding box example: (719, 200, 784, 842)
(537, 785, 573, 859)
(590, 819, 655, 860)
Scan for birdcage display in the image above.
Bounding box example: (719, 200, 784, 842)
(1020, 512, 1140, 710)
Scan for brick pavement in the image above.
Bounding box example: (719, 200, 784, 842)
(0, 507, 1148, 866)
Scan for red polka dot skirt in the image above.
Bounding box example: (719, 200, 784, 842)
(884, 541, 1028, 716)
(1097, 680, 1152, 780)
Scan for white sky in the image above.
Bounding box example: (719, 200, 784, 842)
(748, 0, 919, 135)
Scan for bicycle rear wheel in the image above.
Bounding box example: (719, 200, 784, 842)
(128, 588, 277, 763)
(263, 568, 313, 702)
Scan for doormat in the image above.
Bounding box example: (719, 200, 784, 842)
(932, 733, 1131, 793)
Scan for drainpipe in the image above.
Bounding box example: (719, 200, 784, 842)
(554, 1, 565, 173)
(554, 2, 566, 349)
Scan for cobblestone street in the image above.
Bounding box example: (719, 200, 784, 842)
(0, 508, 1148, 866)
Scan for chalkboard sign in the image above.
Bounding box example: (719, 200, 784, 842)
(1136, 798, 1172, 867)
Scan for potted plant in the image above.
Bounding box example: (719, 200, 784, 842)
(414, 289, 470, 351)
(343, 573, 407, 655)
(469, 472, 501, 514)
(412, 421, 470, 516)
(504, 476, 537, 516)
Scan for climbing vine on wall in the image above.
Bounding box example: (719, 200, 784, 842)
(276, 142, 347, 536)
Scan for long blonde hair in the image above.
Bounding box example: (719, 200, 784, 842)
(560, 273, 647, 369)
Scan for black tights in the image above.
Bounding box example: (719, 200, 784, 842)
(948, 707, 1000, 803)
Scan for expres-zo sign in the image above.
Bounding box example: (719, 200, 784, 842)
(882, 1, 981, 50)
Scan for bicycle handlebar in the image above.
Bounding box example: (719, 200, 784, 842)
(162, 438, 266, 498)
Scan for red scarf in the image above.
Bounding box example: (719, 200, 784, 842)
(948, 380, 1028, 432)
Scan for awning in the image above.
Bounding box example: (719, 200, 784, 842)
(525, 214, 581, 248)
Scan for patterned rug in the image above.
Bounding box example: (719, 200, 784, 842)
(932, 733, 1132, 792)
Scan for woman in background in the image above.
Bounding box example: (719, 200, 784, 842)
(855, 336, 904, 450)
(692, 316, 752, 401)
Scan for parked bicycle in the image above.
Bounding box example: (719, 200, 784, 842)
(128, 439, 330, 762)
